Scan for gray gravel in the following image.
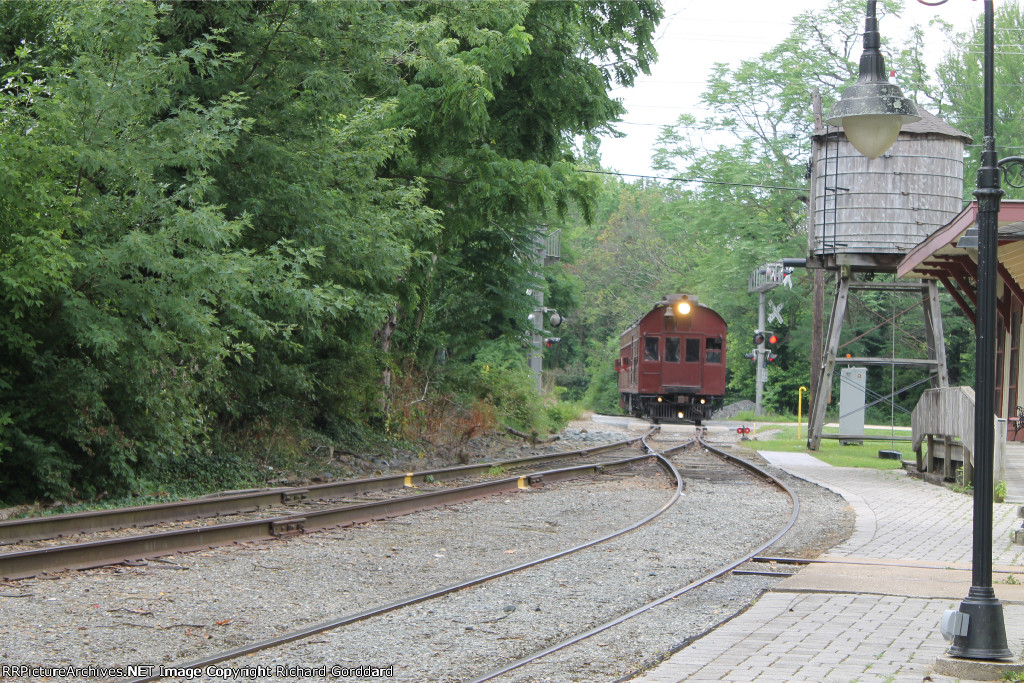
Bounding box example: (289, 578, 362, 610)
(0, 425, 853, 683)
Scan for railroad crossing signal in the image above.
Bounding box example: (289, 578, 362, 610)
(544, 337, 561, 347)
(744, 350, 756, 362)
(764, 351, 778, 366)
(753, 330, 765, 345)
(767, 300, 784, 326)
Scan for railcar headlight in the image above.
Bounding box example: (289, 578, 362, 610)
(677, 411, 685, 419)
(675, 301, 691, 315)
(700, 398, 706, 405)
(657, 396, 663, 402)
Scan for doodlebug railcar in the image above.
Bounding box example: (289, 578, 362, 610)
(616, 294, 727, 424)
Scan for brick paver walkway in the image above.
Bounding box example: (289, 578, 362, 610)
(632, 452, 1024, 682)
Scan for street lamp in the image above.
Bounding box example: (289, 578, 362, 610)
(831, 0, 1012, 661)
(824, 1, 920, 157)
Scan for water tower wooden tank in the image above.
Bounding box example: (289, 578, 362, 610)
(805, 108, 971, 449)
(807, 108, 971, 271)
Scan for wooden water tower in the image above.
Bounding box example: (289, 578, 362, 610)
(806, 107, 972, 448)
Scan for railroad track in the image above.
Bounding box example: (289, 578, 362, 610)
(107, 433, 796, 683)
(0, 435, 655, 580)
(462, 434, 799, 682)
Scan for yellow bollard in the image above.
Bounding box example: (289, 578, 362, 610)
(798, 386, 808, 440)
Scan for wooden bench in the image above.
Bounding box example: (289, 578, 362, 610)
(1009, 406, 1024, 441)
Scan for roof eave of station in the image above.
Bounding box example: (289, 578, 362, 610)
(897, 199, 1024, 280)
(897, 200, 1024, 326)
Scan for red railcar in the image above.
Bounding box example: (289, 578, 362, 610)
(616, 294, 727, 424)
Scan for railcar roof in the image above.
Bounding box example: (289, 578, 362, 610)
(620, 301, 725, 336)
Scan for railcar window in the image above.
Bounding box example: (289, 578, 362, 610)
(644, 337, 659, 361)
(665, 337, 680, 363)
(706, 338, 723, 364)
(685, 338, 700, 363)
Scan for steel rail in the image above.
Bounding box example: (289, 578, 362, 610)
(0, 435, 648, 545)
(462, 435, 800, 683)
(120, 436, 691, 683)
(0, 448, 656, 580)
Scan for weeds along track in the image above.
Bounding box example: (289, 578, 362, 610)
(0, 434, 656, 580)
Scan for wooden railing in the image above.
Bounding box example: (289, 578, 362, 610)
(911, 386, 1005, 486)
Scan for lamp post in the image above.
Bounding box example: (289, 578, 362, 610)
(827, 0, 1012, 660)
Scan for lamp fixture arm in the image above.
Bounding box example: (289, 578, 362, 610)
(857, 1, 886, 84)
(998, 157, 1024, 189)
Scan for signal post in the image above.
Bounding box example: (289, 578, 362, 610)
(748, 262, 791, 416)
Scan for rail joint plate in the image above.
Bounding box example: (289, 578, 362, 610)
(271, 518, 305, 537)
(281, 489, 309, 503)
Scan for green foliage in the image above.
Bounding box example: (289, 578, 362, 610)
(1, 0, 662, 502)
(583, 336, 623, 414)
(0, 2, 290, 499)
(553, 0, 979, 419)
(468, 339, 545, 432)
(544, 394, 584, 431)
(935, 1, 1024, 201)
(389, 0, 662, 367)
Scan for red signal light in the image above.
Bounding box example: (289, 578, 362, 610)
(767, 333, 778, 345)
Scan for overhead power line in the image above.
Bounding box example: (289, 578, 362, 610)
(578, 169, 805, 192)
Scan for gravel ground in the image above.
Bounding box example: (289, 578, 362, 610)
(0, 422, 853, 683)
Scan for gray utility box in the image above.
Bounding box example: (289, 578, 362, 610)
(839, 367, 867, 445)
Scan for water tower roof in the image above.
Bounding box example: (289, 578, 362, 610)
(902, 108, 972, 142)
(814, 108, 971, 142)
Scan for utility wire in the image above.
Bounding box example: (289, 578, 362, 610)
(578, 169, 805, 192)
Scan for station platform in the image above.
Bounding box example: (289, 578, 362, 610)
(633, 451, 1024, 682)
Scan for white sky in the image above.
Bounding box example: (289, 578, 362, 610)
(597, 0, 986, 178)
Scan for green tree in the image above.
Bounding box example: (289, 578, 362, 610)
(935, 1, 1024, 200)
(385, 1, 662, 368)
(0, 2, 330, 498)
(0, 0, 664, 500)
(554, 0, 959, 414)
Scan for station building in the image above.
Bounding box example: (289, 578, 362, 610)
(899, 199, 1024, 440)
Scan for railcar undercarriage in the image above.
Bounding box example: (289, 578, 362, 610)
(622, 394, 719, 425)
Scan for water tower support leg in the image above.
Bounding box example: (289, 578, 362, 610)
(921, 279, 950, 388)
(808, 271, 851, 450)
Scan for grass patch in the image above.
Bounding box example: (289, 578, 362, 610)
(749, 424, 906, 470)
(731, 410, 794, 424)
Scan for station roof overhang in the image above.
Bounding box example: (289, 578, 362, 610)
(897, 199, 1024, 326)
